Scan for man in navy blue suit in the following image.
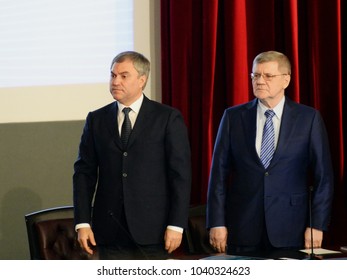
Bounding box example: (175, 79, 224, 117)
(73, 51, 191, 259)
(207, 51, 334, 256)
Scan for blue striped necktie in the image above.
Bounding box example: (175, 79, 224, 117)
(121, 107, 132, 147)
(260, 110, 275, 169)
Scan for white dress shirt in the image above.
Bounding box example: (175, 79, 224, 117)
(117, 94, 143, 135)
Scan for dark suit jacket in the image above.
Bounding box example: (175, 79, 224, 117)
(207, 97, 334, 248)
(73, 95, 191, 246)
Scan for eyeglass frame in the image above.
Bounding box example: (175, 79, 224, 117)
(250, 73, 290, 81)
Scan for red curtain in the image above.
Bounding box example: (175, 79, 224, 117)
(161, 0, 346, 246)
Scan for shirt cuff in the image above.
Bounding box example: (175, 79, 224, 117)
(167, 225, 184, 233)
(75, 223, 90, 232)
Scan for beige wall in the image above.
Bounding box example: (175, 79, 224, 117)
(0, 0, 160, 259)
(0, 121, 84, 259)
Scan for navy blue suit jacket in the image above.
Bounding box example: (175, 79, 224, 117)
(207, 97, 334, 248)
(73, 95, 191, 246)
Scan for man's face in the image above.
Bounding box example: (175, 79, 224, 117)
(109, 59, 146, 106)
(251, 61, 290, 107)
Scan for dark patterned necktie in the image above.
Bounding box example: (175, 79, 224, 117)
(121, 107, 132, 147)
(260, 110, 275, 169)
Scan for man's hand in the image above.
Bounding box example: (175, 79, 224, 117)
(77, 227, 97, 255)
(304, 227, 323, 249)
(209, 227, 228, 253)
(164, 229, 183, 253)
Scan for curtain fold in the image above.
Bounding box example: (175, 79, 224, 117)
(161, 0, 345, 246)
(285, 0, 300, 101)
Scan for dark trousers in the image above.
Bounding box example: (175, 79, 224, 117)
(98, 244, 169, 260)
(227, 224, 273, 253)
(227, 225, 302, 259)
(98, 208, 169, 260)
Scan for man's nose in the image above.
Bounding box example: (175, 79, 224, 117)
(111, 76, 120, 85)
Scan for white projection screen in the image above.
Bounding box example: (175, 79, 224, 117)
(0, 0, 156, 123)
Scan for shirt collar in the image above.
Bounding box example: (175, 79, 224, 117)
(117, 94, 144, 114)
(257, 96, 285, 119)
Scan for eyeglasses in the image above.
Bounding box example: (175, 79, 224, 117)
(250, 73, 289, 81)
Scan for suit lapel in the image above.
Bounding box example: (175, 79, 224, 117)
(106, 102, 122, 149)
(242, 99, 259, 162)
(126, 96, 153, 148)
(270, 97, 298, 167)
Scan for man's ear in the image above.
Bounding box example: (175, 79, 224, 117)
(139, 75, 147, 89)
(283, 74, 291, 89)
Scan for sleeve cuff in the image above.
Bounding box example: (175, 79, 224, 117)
(167, 225, 184, 233)
(75, 223, 91, 232)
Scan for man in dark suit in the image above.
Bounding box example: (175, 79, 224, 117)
(73, 51, 191, 259)
(207, 51, 334, 256)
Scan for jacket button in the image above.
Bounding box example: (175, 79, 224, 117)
(123, 152, 128, 156)
(265, 172, 269, 176)
(122, 173, 127, 177)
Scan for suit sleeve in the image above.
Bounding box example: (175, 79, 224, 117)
(73, 112, 98, 225)
(206, 110, 231, 228)
(309, 111, 334, 231)
(165, 109, 192, 229)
